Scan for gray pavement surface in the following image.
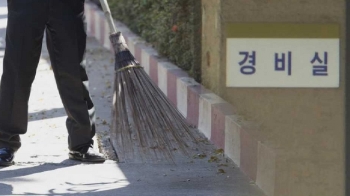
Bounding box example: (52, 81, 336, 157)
(0, 1, 265, 195)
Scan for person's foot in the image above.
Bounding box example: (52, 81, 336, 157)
(0, 148, 14, 167)
(69, 147, 105, 163)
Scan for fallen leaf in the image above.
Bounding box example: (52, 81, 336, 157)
(217, 169, 226, 174)
(208, 156, 219, 163)
(106, 81, 111, 89)
(214, 149, 224, 155)
(193, 153, 206, 159)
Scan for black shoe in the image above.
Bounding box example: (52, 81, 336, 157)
(0, 148, 14, 167)
(69, 147, 105, 163)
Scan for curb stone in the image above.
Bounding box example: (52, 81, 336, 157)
(84, 3, 276, 196)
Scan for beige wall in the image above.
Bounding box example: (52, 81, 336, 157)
(202, 0, 221, 94)
(202, 0, 345, 195)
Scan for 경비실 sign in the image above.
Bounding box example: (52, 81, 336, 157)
(226, 23, 340, 88)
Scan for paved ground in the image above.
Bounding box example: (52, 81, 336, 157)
(0, 1, 265, 195)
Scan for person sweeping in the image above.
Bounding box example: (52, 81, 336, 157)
(0, 0, 105, 166)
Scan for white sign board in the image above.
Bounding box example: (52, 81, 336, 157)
(226, 24, 340, 88)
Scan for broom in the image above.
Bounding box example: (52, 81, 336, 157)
(99, 0, 198, 162)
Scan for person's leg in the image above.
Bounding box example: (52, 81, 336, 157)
(0, 0, 48, 152)
(46, 0, 97, 153)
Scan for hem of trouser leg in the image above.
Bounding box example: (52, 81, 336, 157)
(69, 140, 93, 153)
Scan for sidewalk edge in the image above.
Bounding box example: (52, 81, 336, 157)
(85, 3, 275, 196)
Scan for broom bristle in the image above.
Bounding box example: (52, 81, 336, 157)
(109, 32, 199, 163)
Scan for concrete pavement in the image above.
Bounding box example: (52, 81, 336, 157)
(0, 1, 265, 195)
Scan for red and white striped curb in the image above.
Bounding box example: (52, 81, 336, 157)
(85, 3, 276, 196)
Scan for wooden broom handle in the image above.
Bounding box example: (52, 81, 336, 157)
(99, 0, 117, 34)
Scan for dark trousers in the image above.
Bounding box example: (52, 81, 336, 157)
(0, 0, 95, 152)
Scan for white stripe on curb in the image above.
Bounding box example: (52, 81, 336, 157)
(126, 36, 138, 57)
(103, 19, 110, 49)
(198, 93, 225, 139)
(176, 77, 198, 118)
(94, 12, 101, 42)
(158, 62, 179, 96)
(141, 47, 157, 75)
(225, 115, 241, 167)
(85, 6, 92, 35)
(256, 141, 276, 196)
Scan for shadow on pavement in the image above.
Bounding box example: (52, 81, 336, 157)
(28, 108, 66, 122)
(0, 159, 75, 175)
(0, 183, 12, 196)
(21, 180, 127, 196)
(0, 161, 266, 196)
(0, 14, 7, 20)
(0, 161, 128, 196)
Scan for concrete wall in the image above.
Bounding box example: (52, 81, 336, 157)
(202, 0, 345, 196)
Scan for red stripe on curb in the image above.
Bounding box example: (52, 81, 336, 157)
(110, 42, 114, 54)
(124, 32, 139, 46)
(167, 69, 188, 106)
(134, 44, 142, 63)
(124, 36, 130, 48)
(100, 17, 105, 46)
(211, 103, 235, 150)
(187, 85, 211, 128)
(240, 130, 258, 181)
(90, 7, 95, 36)
(149, 56, 159, 85)
(124, 34, 131, 46)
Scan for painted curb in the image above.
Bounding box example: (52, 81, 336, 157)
(84, 3, 276, 196)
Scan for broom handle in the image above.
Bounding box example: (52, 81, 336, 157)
(98, 0, 117, 34)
